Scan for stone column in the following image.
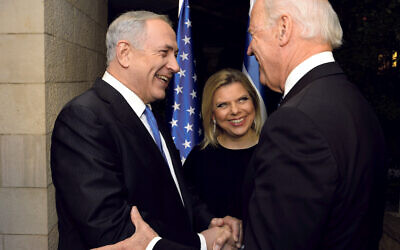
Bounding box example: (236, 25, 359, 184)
(0, 0, 107, 249)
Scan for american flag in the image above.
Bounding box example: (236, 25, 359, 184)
(242, 0, 268, 122)
(167, 0, 202, 163)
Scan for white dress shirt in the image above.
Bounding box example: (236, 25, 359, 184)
(283, 51, 335, 98)
(102, 72, 206, 250)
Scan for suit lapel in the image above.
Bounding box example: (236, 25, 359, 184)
(93, 78, 143, 129)
(280, 62, 344, 107)
(246, 63, 344, 190)
(158, 119, 195, 225)
(94, 79, 194, 222)
(246, 63, 344, 193)
(243, 62, 345, 227)
(93, 79, 167, 161)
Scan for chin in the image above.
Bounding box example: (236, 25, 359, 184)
(232, 129, 250, 138)
(154, 95, 165, 102)
(154, 90, 166, 100)
(259, 76, 268, 86)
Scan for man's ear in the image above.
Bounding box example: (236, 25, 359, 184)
(115, 40, 131, 68)
(277, 15, 292, 47)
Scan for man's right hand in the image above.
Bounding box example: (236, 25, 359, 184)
(127, 206, 159, 248)
(92, 206, 158, 250)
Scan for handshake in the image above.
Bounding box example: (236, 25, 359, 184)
(94, 206, 243, 250)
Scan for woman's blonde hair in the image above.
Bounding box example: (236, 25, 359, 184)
(201, 68, 262, 149)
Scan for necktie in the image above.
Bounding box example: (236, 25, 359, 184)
(144, 106, 166, 160)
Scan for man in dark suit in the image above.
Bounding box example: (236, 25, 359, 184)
(93, 1, 386, 249)
(242, 0, 386, 249)
(51, 11, 240, 250)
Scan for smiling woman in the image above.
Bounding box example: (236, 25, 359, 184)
(183, 68, 262, 219)
(211, 82, 257, 148)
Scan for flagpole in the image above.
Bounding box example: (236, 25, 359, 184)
(178, 0, 183, 17)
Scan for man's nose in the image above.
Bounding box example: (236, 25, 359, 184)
(168, 55, 180, 73)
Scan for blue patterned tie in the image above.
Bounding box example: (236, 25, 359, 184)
(144, 106, 166, 160)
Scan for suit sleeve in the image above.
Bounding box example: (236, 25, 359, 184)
(52, 104, 205, 249)
(51, 104, 135, 248)
(244, 107, 338, 250)
(154, 238, 198, 250)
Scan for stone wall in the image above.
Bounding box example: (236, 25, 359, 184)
(0, 0, 107, 249)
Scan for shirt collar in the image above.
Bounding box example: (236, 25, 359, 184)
(102, 71, 147, 117)
(283, 51, 335, 97)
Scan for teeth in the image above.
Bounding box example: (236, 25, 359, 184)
(231, 118, 244, 124)
(156, 74, 169, 82)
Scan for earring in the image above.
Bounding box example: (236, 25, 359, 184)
(213, 119, 216, 134)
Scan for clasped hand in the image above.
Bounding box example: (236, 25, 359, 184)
(204, 216, 243, 250)
(93, 207, 243, 250)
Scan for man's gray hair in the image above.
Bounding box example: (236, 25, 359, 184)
(106, 11, 173, 65)
(264, 0, 343, 48)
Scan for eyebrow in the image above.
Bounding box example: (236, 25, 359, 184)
(163, 45, 178, 53)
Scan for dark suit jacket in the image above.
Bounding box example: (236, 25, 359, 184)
(51, 78, 213, 249)
(243, 62, 386, 250)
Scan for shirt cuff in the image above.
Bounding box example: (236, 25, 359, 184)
(198, 233, 207, 250)
(146, 236, 162, 250)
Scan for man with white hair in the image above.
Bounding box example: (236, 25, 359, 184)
(51, 11, 240, 250)
(242, 0, 386, 249)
